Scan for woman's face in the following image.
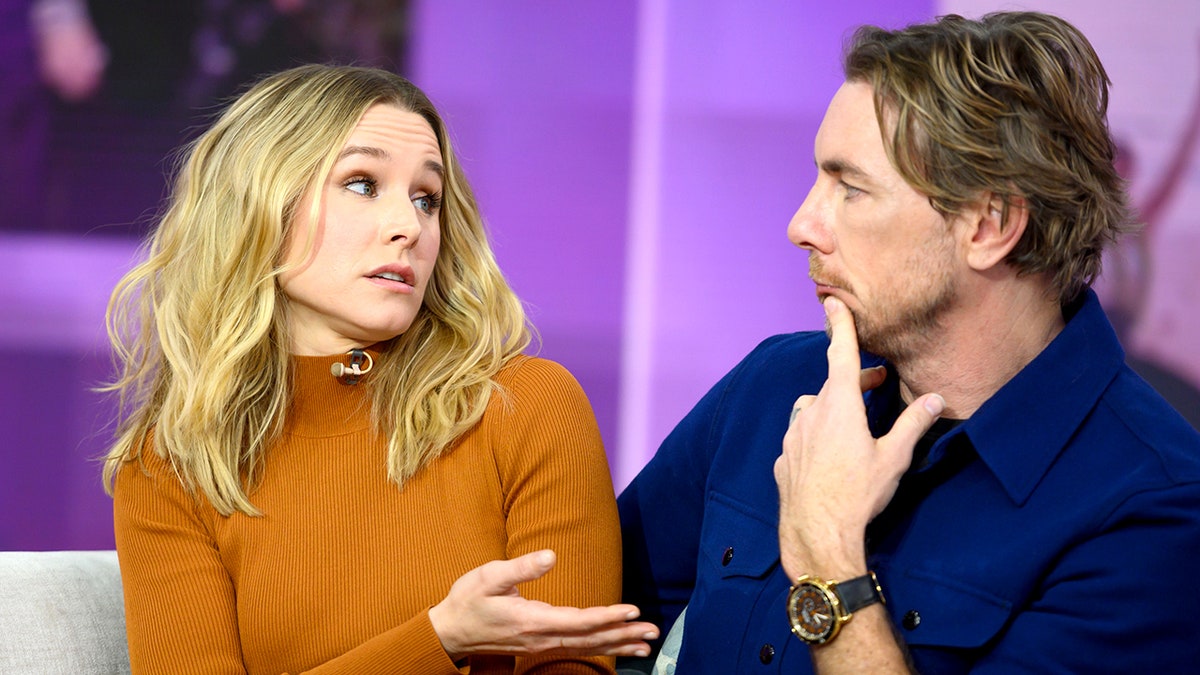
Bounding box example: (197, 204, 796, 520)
(279, 104, 444, 355)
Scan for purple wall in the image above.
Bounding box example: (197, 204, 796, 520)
(408, 0, 638, 486)
(1, 234, 139, 549)
(612, 1, 935, 487)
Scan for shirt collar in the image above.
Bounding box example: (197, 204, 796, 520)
(866, 290, 1125, 505)
(957, 290, 1124, 504)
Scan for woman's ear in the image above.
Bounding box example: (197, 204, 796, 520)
(962, 192, 1028, 271)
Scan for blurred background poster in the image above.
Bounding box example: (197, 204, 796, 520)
(2, 0, 1197, 551)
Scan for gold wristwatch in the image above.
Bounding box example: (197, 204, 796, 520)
(786, 571, 884, 645)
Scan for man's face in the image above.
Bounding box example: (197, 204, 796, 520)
(787, 81, 961, 362)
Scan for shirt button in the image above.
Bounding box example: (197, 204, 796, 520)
(903, 610, 921, 630)
(759, 643, 775, 664)
(722, 547, 734, 566)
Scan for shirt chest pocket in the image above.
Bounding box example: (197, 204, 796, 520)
(883, 567, 1014, 649)
(699, 492, 780, 580)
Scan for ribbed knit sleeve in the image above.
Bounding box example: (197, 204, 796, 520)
(489, 357, 622, 675)
(113, 450, 249, 674)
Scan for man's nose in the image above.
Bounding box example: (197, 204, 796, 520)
(787, 183, 831, 253)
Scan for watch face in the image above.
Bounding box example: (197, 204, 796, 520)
(787, 583, 836, 643)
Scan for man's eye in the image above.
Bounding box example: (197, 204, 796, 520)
(345, 178, 377, 197)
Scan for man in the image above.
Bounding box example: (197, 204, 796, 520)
(619, 12, 1200, 674)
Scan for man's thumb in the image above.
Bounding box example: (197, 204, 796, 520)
(890, 393, 945, 447)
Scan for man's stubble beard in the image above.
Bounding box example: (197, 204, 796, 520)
(811, 255, 957, 364)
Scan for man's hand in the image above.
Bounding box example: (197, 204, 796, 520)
(774, 296, 944, 582)
(428, 549, 659, 662)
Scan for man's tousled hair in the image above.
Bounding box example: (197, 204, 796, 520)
(845, 11, 1133, 305)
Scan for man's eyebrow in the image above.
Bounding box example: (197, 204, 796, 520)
(818, 158, 871, 181)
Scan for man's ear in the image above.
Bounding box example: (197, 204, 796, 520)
(962, 192, 1028, 272)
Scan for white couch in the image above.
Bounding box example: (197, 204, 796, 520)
(0, 550, 130, 674)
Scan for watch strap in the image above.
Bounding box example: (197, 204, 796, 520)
(835, 571, 884, 614)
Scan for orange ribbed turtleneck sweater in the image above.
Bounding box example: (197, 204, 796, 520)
(113, 354, 621, 674)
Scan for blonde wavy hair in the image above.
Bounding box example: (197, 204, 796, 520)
(103, 64, 531, 516)
(845, 12, 1134, 306)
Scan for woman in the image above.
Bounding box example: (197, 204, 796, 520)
(103, 64, 655, 674)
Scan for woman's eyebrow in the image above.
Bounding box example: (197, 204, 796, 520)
(337, 145, 390, 161)
(336, 147, 444, 180)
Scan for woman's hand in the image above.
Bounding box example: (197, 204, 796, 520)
(428, 550, 659, 662)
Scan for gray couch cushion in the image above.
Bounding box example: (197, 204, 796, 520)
(0, 550, 130, 674)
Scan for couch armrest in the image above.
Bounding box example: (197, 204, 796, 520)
(0, 550, 130, 674)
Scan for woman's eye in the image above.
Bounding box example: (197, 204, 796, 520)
(841, 181, 862, 199)
(345, 178, 377, 197)
(413, 192, 443, 215)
